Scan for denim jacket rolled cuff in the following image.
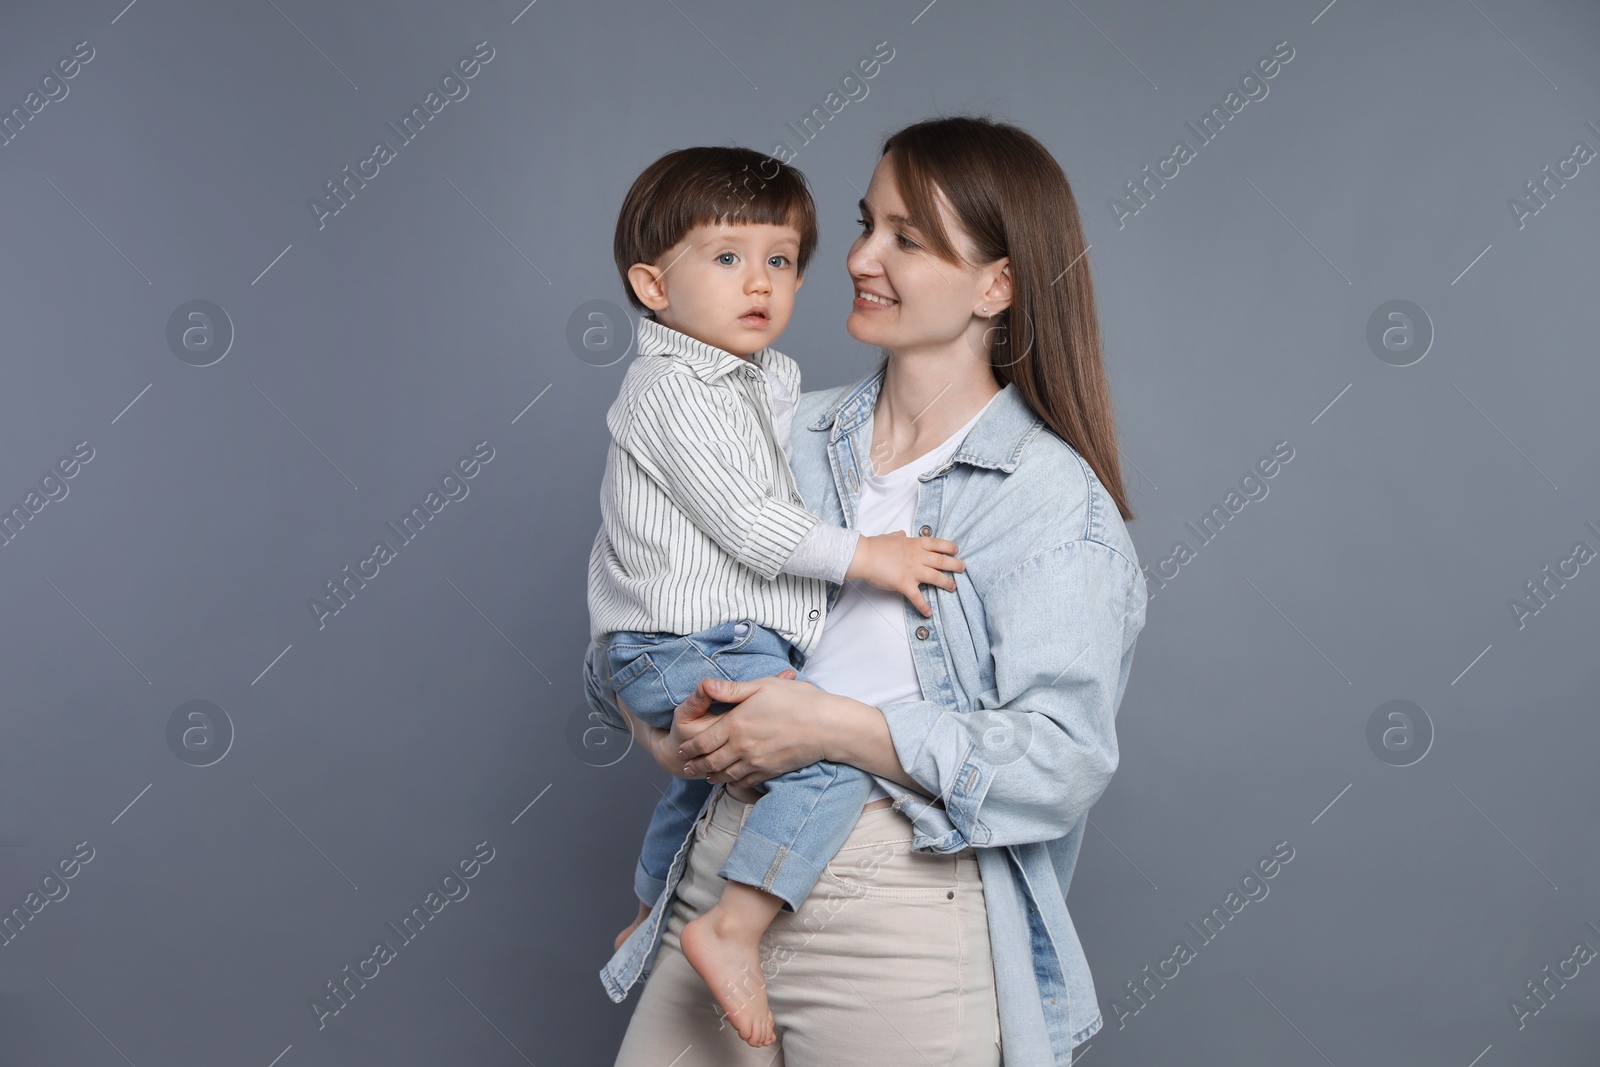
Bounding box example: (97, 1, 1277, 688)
(877, 540, 1142, 857)
(864, 773, 970, 854)
(875, 699, 995, 851)
(633, 858, 666, 908)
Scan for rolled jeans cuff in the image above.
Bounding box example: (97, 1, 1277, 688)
(717, 825, 828, 913)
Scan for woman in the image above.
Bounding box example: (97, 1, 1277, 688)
(588, 115, 1147, 1065)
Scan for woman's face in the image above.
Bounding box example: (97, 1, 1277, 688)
(845, 152, 1009, 354)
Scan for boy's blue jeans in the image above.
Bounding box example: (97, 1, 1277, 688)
(605, 617, 872, 912)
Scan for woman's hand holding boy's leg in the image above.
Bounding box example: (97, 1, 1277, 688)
(614, 686, 715, 779)
(616, 669, 799, 782)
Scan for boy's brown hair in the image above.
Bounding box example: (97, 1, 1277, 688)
(614, 146, 818, 317)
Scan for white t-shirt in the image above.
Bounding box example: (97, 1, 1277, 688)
(801, 389, 1002, 803)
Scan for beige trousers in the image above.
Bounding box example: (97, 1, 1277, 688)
(613, 787, 1001, 1067)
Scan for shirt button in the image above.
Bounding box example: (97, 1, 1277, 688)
(791, 492, 803, 505)
(808, 608, 820, 620)
(919, 524, 932, 536)
(916, 625, 930, 640)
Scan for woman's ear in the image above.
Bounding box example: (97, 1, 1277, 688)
(982, 258, 1014, 315)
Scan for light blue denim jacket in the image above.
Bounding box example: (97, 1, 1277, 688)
(590, 362, 1147, 1064)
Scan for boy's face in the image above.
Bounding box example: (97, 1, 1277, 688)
(629, 220, 805, 358)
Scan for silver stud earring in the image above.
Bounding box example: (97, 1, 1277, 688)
(980, 305, 989, 314)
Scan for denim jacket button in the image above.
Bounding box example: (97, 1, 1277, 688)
(919, 524, 932, 536)
(916, 625, 930, 640)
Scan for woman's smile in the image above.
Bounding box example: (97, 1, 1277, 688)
(852, 287, 898, 311)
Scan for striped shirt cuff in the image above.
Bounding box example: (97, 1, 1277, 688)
(739, 497, 822, 580)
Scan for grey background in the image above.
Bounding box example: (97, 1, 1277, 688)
(1, 0, 1596, 1063)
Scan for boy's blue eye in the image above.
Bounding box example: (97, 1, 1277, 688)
(768, 255, 791, 268)
(716, 252, 737, 265)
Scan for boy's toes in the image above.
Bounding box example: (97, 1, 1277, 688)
(741, 1010, 773, 1048)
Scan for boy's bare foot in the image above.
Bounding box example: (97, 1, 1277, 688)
(681, 899, 779, 1047)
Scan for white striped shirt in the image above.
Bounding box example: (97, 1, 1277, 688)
(586, 318, 859, 658)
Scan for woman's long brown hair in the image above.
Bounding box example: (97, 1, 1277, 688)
(880, 115, 1134, 521)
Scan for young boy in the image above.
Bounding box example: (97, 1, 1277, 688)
(586, 146, 965, 1047)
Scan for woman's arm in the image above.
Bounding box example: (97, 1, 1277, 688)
(587, 635, 923, 797)
(681, 538, 1148, 850)
(870, 538, 1147, 849)
(677, 676, 935, 800)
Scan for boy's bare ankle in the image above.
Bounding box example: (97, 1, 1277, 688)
(699, 881, 785, 940)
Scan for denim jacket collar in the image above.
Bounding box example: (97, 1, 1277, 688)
(805, 358, 1046, 477)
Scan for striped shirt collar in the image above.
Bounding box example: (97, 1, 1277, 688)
(805, 359, 1045, 475)
(636, 316, 797, 395)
